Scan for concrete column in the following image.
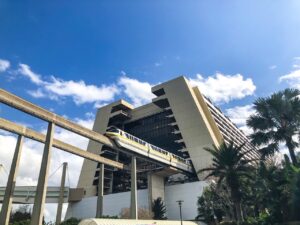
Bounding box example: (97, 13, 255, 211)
(108, 169, 113, 194)
(0, 135, 24, 225)
(147, 173, 165, 211)
(130, 156, 137, 219)
(96, 163, 104, 218)
(55, 162, 67, 225)
(30, 122, 55, 225)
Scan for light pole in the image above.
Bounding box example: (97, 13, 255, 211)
(176, 200, 184, 225)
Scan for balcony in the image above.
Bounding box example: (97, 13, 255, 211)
(109, 110, 131, 121)
(152, 95, 170, 108)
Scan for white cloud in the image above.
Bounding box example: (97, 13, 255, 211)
(278, 57, 300, 88)
(279, 69, 300, 89)
(226, 104, 255, 135)
(269, 65, 277, 70)
(154, 62, 162, 67)
(17, 63, 120, 106)
(190, 73, 256, 104)
(0, 115, 93, 222)
(226, 105, 255, 126)
(27, 89, 46, 98)
(18, 64, 43, 85)
(44, 76, 119, 105)
(293, 64, 300, 69)
(0, 59, 10, 72)
(293, 57, 300, 68)
(118, 76, 155, 107)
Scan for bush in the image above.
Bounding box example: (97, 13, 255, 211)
(10, 219, 31, 225)
(60, 217, 81, 225)
(152, 197, 167, 220)
(275, 222, 300, 225)
(97, 215, 118, 219)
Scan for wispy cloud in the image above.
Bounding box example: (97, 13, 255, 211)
(18, 63, 43, 84)
(292, 57, 300, 69)
(279, 69, 300, 89)
(118, 76, 155, 107)
(0, 59, 10, 72)
(17, 63, 120, 106)
(15, 62, 257, 109)
(189, 73, 256, 104)
(269, 65, 277, 70)
(44, 76, 119, 105)
(278, 57, 300, 88)
(154, 62, 162, 67)
(226, 104, 255, 135)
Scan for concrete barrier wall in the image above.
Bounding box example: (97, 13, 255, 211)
(66, 189, 149, 219)
(66, 181, 207, 221)
(165, 181, 207, 220)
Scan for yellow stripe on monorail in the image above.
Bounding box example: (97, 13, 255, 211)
(105, 128, 193, 173)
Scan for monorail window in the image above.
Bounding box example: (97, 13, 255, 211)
(107, 127, 119, 133)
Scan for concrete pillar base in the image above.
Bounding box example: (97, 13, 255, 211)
(130, 156, 137, 219)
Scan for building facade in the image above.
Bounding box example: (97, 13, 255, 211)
(66, 76, 256, 220)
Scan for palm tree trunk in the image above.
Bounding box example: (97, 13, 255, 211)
(286, 138, 298, 166)
(234, 202, 244, 223)
(230, 187, 244, 223)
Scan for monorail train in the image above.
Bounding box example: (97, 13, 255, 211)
(105, 126, 192, 172)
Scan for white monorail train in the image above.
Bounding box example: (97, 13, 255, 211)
(105, 127, 192, 172)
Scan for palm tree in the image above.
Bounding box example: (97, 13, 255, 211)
(198, 141, 254, 223)
(152, 197, 167, 220)
(246, 88, 300, 166)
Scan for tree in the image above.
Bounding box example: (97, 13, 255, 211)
(9, 205, 50, 225)
(60, 217, 81, 225)
(246, 88, 300, 166)
(152, 197, 167, 220)
(196, 184, 233, 224)
(198, 141, 255, 223)
(10, 205, 31, 223)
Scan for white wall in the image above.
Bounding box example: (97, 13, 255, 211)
(66, 189, 149, 219)
(66, 181, 207, 221)
(165, 181, 207, 220)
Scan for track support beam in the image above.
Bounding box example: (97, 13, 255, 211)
(30, 122, 55, 225)
(56, 162, 67, 225)
(0, 135, 24, 225)
(130, 156, 138, 219)
(96, 163, 104, 218)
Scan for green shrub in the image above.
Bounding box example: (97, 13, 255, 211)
(10, 219, 30, 225)
(98, 215, 118, 219)
(275, 222, 300, 225)
(60, 218, 81, 225)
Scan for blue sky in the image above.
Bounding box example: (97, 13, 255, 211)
(1, 0, 300, 221)
(1, 0, 300, 121)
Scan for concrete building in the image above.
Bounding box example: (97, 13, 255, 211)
(66, 76, 256, 220)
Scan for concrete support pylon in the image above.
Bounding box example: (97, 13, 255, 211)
(30, 122, 55, 225)
(96, 163, 104, 218)
(0, 135, 24, 225)
(55, 162, 67, 225)
(130, 156, 137, 219)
